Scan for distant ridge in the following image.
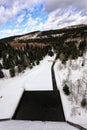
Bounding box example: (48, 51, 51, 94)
(0, 24, 87, 41)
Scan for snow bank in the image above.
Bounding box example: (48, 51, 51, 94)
(0, 78, 24, 119)
(54, 52, 87, 126)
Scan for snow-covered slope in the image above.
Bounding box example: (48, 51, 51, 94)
(0, 55, 55, 119)
(15, 31, 41, 40)
(54, 51, 87, 128)
(0, 50, 87, 130)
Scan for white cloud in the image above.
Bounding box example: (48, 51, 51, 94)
(0, 0, 87, 38)
(0, 28, 20, 38)
(48, 9, 87, 28)
(44, 0, 87, 12)
(16, 14, 25, 24)
(30, 8, 87, 31)
(0, 6, 7, 24)
(14, 8, 87, 36)
(21, 16, 40, 34)
(0, 0, 42, 25)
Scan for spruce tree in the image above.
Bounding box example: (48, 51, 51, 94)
(0, 70, 4, 78)
(9, 67, 15, 77)
(63, 84, 71, 95)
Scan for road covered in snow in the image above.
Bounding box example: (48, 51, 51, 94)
(0, 53, 87, 130)
(0, 55, 55, 119)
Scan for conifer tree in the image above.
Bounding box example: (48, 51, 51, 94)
(0, 70, 4, 78)
(9, 67, 15, 77)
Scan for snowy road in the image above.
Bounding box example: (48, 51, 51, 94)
(0, 55, 84, 130)
(12, 56, 65, 121)
(0, 55, 55, 119)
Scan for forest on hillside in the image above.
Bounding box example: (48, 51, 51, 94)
(0, 25, 87, 78)
(0, 43, 54, 78)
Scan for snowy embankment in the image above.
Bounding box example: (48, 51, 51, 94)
(0, 52, 87, 130)
(0, 55, 55, 120)
(0, 120, 79, 130)
(54, 52, 87, 129)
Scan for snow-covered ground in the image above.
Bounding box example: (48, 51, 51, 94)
(0, 120, 79, 130)
(54, 51, 87, 129)
(0, 52, 87, 130)
(0, 55, 55, 119)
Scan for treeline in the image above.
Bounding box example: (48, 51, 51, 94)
(53, 38, 87, 63)
(0, 25, 87, 78)
(0, 37, 87, 78)
(0, 43, 53, 78)
(0, 25, 87, 44)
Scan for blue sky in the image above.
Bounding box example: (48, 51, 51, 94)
(0, 0, 87, 38)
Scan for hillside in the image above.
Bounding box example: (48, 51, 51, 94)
(0, 24, 87, 129)
(0, 24, 87, 78)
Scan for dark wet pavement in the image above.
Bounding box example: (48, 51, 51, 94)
(13, 91, 65, 121)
